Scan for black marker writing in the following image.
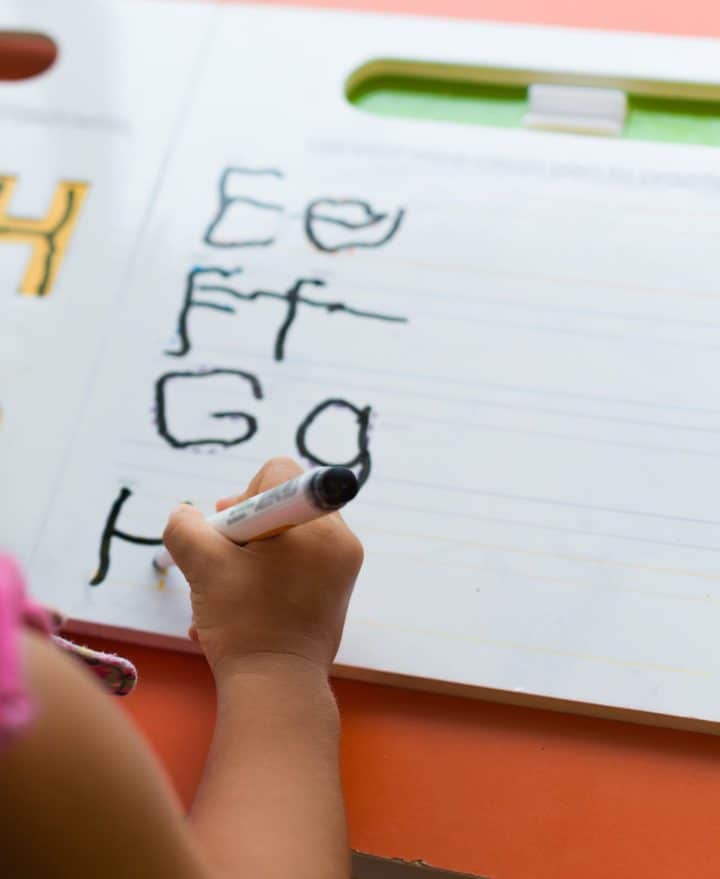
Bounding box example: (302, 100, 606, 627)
(154, 367, 263, 449)
(304, 198, 405, 253)
(204, 167, 284, 248)
(90, 487, 162, 586)
(166, 267, 408, 362)
(296, 398, 372, 488)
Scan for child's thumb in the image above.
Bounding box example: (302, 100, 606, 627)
(162, 504, 221, 579)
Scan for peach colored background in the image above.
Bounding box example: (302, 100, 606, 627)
(222, 0, 720, 38)
(10, 2, 720, 877)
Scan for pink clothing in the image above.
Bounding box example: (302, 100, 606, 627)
(0, 555, 51, 749)
(0, 553, 138, 752)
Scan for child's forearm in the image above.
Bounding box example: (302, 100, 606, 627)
(166, 458, 363, 878)
(189, 654, 350, 879)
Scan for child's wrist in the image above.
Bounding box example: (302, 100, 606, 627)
(211, 652, 341, 750)
(211, 649, 328, 684)
(213, 651, 338, 715)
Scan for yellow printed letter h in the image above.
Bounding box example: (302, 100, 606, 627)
(0, 175, 88, 297)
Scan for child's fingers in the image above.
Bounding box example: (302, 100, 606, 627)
(215, 495, 242, 513)
(163, 503, 228, 581)
(215, 456, 305, 512)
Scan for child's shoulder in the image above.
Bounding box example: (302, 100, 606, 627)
(1, 622, 207, 879)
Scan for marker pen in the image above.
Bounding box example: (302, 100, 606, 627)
(153, 466, 359, 571)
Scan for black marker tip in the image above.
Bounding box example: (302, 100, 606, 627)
(313, 467, 359, 510)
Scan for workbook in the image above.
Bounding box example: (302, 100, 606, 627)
(4, 0, 720, 731)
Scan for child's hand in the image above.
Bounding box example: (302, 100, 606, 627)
(162, 457, 364, 679)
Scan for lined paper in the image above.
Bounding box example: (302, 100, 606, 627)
(14, 5, 720, 723)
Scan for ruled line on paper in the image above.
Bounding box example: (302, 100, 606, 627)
(113, 454, 270, 485)
(400, 256, 720, 302)
(115, 447, 720, 548)
(373, 476, 720, 526)
(215, 348, 720, 415)
(166, 347, 720, 431)
(260, 373, 720, 436)
(183, 295, 720, 355)
(360, 525, 720, 582)
(402, 315, 720, 355)
(117, 443, 283, 468)
(231, 235, 720, 303)
(378, 412, 720, 461)
(239, 232, 718, 302)
(116, 445, 718, 529)
(352, 618, 710, 678)
(163, 255, 720, 333)
(413, 188, 720, 224)
(97, 484, 221, 506)
(369, 551, 720, 606)
(180, 346, 720, 416)
(469, 395, 717, 433)
(104, 467, 720, 583)
(334, 275, 720, 331)
(72, 573, 711, 677)
(361, 498, 720, 555)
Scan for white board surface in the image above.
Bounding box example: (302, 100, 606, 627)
(4, 1, 720, 728)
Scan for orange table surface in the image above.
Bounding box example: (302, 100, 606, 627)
(10, 1, 720, 877)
